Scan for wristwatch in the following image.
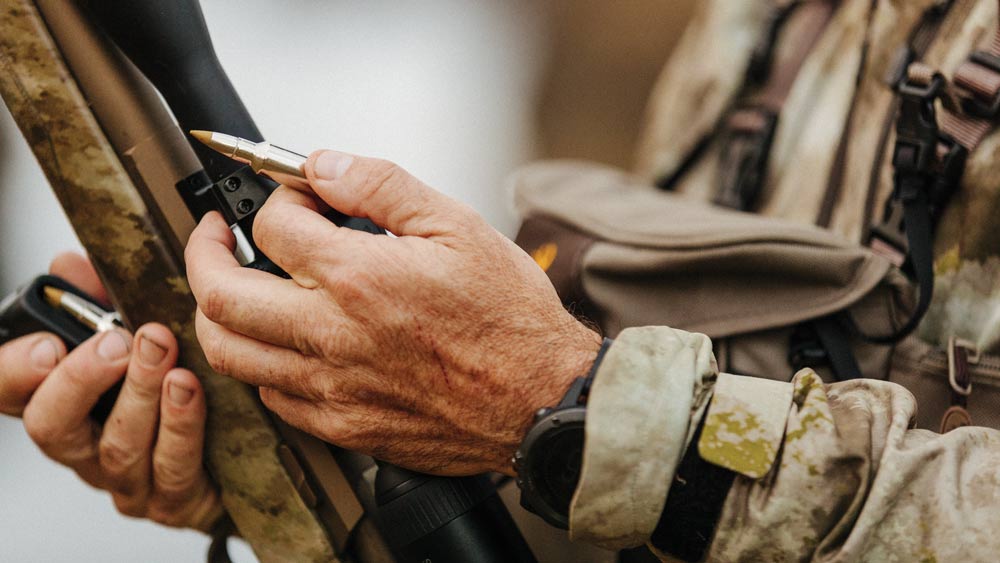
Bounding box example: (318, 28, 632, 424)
(513, 338, 613, 529)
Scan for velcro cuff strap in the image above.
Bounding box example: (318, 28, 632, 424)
(698, 373, 793, 478)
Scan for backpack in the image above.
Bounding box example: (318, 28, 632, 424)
(513, 0, 1000, 433)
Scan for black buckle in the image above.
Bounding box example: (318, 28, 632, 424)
(871, 133, 963, 262)
(868, 74, 945, 261)
(928, 135, 968, 222)
(960, 51, 1000, 118)
(788, 324, 828, 373)
(893, 73, 943, 177)
(715, 108, 779, 211)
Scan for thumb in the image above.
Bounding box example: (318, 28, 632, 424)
(304, 150, 471, 237)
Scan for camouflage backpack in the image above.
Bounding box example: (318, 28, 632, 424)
(514, 0, 1000, 433)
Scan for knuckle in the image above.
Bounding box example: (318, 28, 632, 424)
(125, 372, 164, 403)
(202, 332, 230, 375)
(147, 504, 187, 528)
(160, 404, 198, 437)
(112, 494, 146, 518)
(326, 269, 370, 304)
(23, 409, 57, 450)
(258, 387, 280, 411)
(362, 159, 404, 202)
(200, 283, 229, 323)
(439, 205, 481, 237)
(99, 438, 143, 478)
(153, 462, 197, 503)
(251, 201, 279, 251)
(183, 240, 195, 266)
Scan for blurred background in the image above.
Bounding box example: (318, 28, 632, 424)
(0, 1, 692, 560)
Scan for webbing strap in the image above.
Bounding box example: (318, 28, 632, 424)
(715, 0, 840, 210)
(940, 12, 1000, 149)
(857, 67, 945, 344)
(657, 0, 841, 195)
(814, 316, 864, 379)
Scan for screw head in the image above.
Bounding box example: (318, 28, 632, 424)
(224, 177, 242, 192)
(236, 199, 254, 214)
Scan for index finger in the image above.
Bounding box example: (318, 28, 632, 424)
(185, 211, 324, 349)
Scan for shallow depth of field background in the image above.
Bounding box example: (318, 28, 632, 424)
(0, 1, 691, 561)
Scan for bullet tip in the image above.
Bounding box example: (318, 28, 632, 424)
(189, 130, 212, 145)
(42, 286, 64, 308)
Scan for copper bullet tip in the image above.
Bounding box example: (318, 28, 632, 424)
(43, 286, 64, 308)
(189, 130, 212, 145)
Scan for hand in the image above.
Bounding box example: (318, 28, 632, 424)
(188, 151, 602, 476)
(0, 253, 223, 530)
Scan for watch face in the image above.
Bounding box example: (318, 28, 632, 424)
(532, 424, 584, 515)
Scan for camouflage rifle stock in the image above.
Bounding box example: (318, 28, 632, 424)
(0, 1, 388, 561)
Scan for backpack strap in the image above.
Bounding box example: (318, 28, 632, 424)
(863, 3, 1000, 343)
(655, 0, 840, 195)
(714, 0, 840, 211)
(940, 18, 1000, 148)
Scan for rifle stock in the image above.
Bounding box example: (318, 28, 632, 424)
(0, 1, 382, 560)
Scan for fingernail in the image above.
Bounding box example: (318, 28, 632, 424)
(137, 335, 168, 367)
(97, 331, 130, 361)
(168, 382, 195, 406)
(313, 151, 354, 180)
(30, 338, 60, 371)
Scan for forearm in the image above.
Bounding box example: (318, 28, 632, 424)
(573, 327, 1000, 561)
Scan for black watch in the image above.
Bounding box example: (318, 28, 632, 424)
(513, 338, 613, 529)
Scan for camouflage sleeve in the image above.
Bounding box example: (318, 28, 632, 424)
(570, 326, 1000, 561)
(568, 326, 717, 548)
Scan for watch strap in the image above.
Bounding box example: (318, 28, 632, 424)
(649, 407, 736, 561)
(578, 337, 615, 404)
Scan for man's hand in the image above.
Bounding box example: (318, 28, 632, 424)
(0, 253, 223, 531)
(188, 151, 602, 476)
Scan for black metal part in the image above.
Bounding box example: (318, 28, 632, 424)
(788, 323, 829, 373)
(513, 406, 586, 529)
(83, 0, 262, 182)
(0, 275, 121, 422)
(374, 463, 537, 563)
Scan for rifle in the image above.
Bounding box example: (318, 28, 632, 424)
(1, 1, 534, 561)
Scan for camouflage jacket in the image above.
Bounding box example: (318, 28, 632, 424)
(563, 0, 1000, 560)
(571, 326, 1000, 561)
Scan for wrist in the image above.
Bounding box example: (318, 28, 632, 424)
(512, 333, 614, 528)
(495, 323, 603, 476)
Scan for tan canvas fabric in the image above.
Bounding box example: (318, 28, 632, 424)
(512, 162, 908, 341)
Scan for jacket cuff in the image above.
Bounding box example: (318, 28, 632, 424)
(568, 326, 716, 549)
